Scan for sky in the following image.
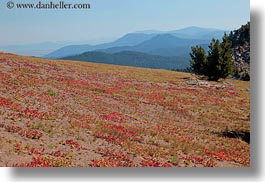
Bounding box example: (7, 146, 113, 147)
(0, 0, 250, 45)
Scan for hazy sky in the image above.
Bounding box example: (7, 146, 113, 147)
(0, 0, 250, 45)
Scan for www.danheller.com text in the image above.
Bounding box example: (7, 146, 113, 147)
(7, 1, 91, 9)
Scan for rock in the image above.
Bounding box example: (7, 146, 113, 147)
(186, 78, 198, 86)
(215, 85, 226, 89)
(223, 82, 234, 87)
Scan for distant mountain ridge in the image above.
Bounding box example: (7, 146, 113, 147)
(44, 26, 228, 59)
(99, 34, 210, 57)
(135, 26, 226, 39)
(44, 33, 156, 58)
(0, 42, 71, 57)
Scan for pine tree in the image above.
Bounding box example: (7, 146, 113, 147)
(219, 33, 234, 79)
(189, 34, 235, 81)
(206, 39, 222, 81)
(189, 46, 207, 75)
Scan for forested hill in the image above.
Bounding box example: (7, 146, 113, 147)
(61, 51, 189, 70)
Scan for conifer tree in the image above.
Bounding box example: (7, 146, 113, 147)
(189, 34, 234, 81)
(206, 39, 222, 81)
(219, 33, 234, 79)
(189, 46, 207, 75)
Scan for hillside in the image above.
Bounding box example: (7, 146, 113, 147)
(0, 52, 250, 167)
(61, 51, 189, 70)
(230, 22, 250, 80)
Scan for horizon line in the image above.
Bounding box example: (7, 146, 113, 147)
(0, 23, 248, 47)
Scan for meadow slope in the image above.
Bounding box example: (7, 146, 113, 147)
(0, 52, 250, 167)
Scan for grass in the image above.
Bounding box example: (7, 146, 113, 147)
(47, 89, 57, 97)
(0, 52, 250, 167)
